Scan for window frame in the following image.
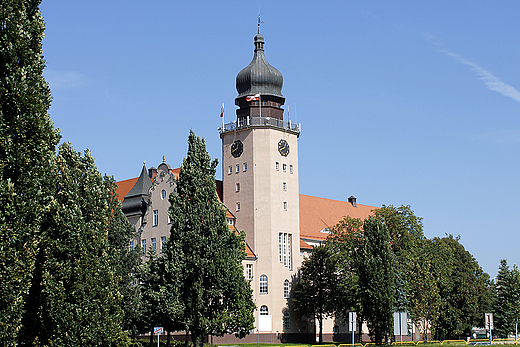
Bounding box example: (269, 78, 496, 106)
(259, 274, 268, 294)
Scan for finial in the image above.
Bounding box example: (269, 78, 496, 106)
(162, 155, 166, 163)
(143, 160, 146, 166)
(257, 13, 264, 34)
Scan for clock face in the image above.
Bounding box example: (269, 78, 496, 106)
(278, 139, 290, 157)
(231, 140, 243, 158)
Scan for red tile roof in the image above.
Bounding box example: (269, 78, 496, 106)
(299, 194, 376, 242)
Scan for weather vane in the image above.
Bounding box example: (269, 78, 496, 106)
(258, 12, 264, 33)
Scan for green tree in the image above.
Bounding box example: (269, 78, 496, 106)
(428, 235, 493, 340)
(105, 176, 144, 339)
(508, 265, 520, 339)
(165, 131, 255, 347)
(20, 144, 129, 346)
(358, 216, 395, 344)
(0, 1, 60, 344)
(495, 260, 520, 338)
(293, 244, 338, 343)
(327, 216, 364, 339)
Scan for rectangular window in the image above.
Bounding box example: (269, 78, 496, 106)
(284, 311, 290, 330)
(279, 233, 292, 269)
(161, 236, 166, 252)
(228, 166, 232, 175)
(129, 240, 134, 250)
(142, 239, 147, 254)
(236, 183, 240, 192)
(246, 264, 253, 280)
(236, 164, 240, 173)
(151, 238, 156, 251)
(168, 214, 172, 224)
(290, 165, 293, 174)
(283, 163, 287, 172)
(283, 182, 287, 191)
(153, 210, 159, 226)
(275, 162, 279, 171)
(227, 218, 234, 225)
(243, 163, 247, 172)
(283, 201, 287, 211)
(236, 202, 240, 212)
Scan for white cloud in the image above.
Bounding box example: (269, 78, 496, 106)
(440, 50, 520, 104)
(422, 32, 520, 104)
(44, 70, 85, 89)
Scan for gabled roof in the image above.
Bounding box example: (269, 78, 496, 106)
(299, 194, 376, 242)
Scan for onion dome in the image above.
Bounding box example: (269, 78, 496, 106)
(236, 32, 283, 98)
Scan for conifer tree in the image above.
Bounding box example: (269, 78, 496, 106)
(0, 1, 60, 344)
(165, 131, 255, 347)
(20, 144, 129, 346)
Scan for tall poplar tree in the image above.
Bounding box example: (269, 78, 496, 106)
(358, 217, 395, 345)
(0, 1, 60, 344)
(19, 144, 129, 346)
(165, 131, 255, 347)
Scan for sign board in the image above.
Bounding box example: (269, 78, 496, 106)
(258, 315, 272, 332)
(154, 327, 164, 334)
(485, 313, 493, 330)
(348, 311, 357, 332)
(393, 312, 408, 336)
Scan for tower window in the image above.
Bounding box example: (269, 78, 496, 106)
(236, 183, 240, 192)
(283, 163, 287, 172)
(283, 182, 287, 191)
(228, 166, 232, 175)
(236, 202, 240, 212)
(283, 202, 287, 211)
(153, 210, 159, 226)
(290, 165, 293, 174)
(236, 164, 240, 173)
(284, 310, 290, 329)
(284, 279, 290, 298)
(243, 163, 247, 172)
(161, 189, 167, 200)
(279, 233, 292, 269)
(246, 264, 253, 280)
(259, 275, 268, 294)
(260, 305, 269, 315)
(142, 239, 147, 254)
(227, 218, 234, 225)
(151, 238, 156, 251)
(275, 162, 279, 171)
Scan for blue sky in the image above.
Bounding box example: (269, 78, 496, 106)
(39, 1, 520, 277)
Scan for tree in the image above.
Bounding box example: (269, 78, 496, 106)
(358, 217, 395, 344)
(19, 143, 129, 346)
(105, 176, 144, 339)
(428, 235, 494, 340)
(495, 260, 520, 338)
(0, 1, 60, 344)
(164, 131, 255, 347)
(293, 244, 338, 343)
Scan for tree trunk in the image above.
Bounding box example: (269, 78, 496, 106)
(318, 315, 323, 344)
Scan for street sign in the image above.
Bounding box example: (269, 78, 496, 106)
(154, 327, 164, 334)
(485, 313, 493, 330)
(393, 312, 408, 336)
(348, 311, 357, 332)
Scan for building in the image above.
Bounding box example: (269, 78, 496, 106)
(116, 30, 377, 343)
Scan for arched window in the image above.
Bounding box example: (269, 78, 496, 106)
(260, 305, 269, 315)
(259, 274, 268, 294)
(283, 310, 290, 329)
(283, 279, 290, 298)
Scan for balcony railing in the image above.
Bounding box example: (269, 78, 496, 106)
(219, 116, 301, 135)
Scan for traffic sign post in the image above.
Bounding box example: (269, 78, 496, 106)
(394, 312, 408, 345)
(485, 313, 493, 344)
(349, 312, 357, 346)
(154, 327, 164, 347)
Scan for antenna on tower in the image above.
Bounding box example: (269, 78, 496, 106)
(258, 10, 264, 33)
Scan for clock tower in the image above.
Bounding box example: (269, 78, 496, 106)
(220, 30, 301, 336)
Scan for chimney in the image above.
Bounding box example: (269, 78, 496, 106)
(148, 166, 157, 179)
(348, 195, 357, 208)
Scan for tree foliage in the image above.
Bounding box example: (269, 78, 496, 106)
(19, 144, 129, 346)
(164, 131, 255, 347)
(0, 0, 60, 344)
(427, 235, 493, 340)
(358, 217, 395, 344)
(495, 260, 520, 338)
(293, 244, 338, 343)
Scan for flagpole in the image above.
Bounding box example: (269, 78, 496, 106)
(221, 103, 224, 129)
(259, 94, 261, 118)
